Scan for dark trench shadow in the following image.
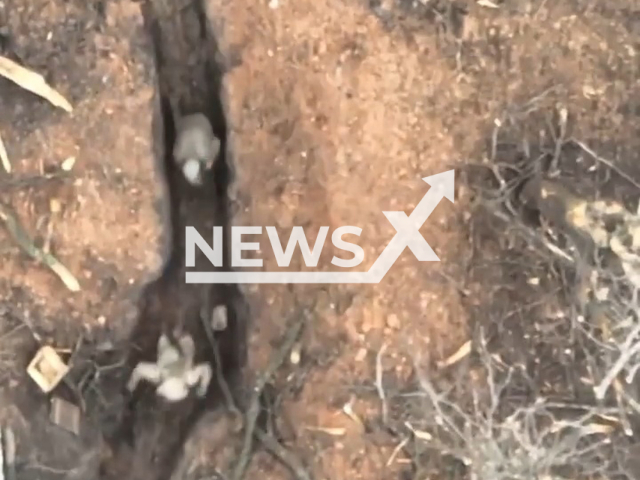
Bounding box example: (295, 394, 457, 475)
(98, 1, 249, 479)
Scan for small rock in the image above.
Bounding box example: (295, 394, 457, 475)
(386, 314, 400, 330)
(290, 342, 302, 365)
(60, 156, 76, 171)
(49, 198, 61, 213)
(355, 348, 367, 362)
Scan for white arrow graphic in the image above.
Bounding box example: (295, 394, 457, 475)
(186, 169, 455, 284)
(366, 169, 454, 282)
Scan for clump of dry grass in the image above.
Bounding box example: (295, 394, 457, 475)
(401, 101, 640, 480)
(408, 330, 619, 480)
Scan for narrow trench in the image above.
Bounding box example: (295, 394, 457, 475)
(98, 1, 249, 479)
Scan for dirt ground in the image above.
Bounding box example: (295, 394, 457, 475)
(1, 0, 640, 479)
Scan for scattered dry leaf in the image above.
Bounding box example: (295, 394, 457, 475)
(50, 198, 62, 214)
(405, 422, 433, 441)
(342, 397, 364, 427)
(0, 55, 73, 112)
(61, 156, 76, 171)
(437, 339, 472, 369)
(0, 201, 80, 292)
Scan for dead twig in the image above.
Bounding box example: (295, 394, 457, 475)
(570, 138, 640, 191)
(386, 437, 409, 467)
(437, 340, 472, 369)
(375, 343, 389, 425)
(254, 428, 313, 480)
(509, 84, 560, 119)
(212, 338, 240, 415)
(0, 171, 71, 191)
(199, 300, 241, 418)
(0, 55, 72, 112)
(549, 106, 568, 172)
(0, 324, 27, 344)
(61, 337, 87, 412)
(17, 310, 43, 343)
(303, 426, 346, 436)
(0, 201, 80, 291)
(593, 322, 640, 401)
(231, 308, 309, 480)
(0, 132, 9, 173)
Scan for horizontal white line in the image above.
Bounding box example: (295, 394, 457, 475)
(186, 271, 381, 284)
